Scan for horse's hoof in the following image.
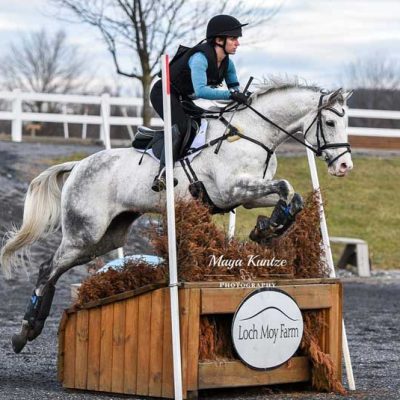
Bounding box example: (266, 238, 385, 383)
(12, 333, 27, 354)
(27, 321, 44, 341)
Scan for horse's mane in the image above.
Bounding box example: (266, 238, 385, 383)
(252, 77, 321, 97)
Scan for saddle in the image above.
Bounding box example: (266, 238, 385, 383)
(132, 120, 198, 161)
(132, 99, 231, 161)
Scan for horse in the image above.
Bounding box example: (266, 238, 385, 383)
(0, 82, 353, 353)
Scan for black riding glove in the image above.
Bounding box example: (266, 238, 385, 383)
(230, 91, 250, 105)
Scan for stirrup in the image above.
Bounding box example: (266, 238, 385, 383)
(151, 170, 178, 192)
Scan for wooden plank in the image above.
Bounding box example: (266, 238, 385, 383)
(87, 307, 101, 391)
(186, 288, 200, 391)
(69, 282, 167, 311)
(148, 289, 165, 397)
(338, 283, 343, 379)
(329, 283, 342, 380)
(65, 279, 340, 314)
(182, 278, 340, 289)
(123, 297, 139, 394)
(74, 309, 89, 389)
(161, 289, 174, 398)
(111, 301, 126, 393)
(99, 304, 114, 392)
(136, 292, 152, 396)
(349, 135, 400, 150)
(179, 289, 190, 397)
(198, 357, 310, 389)
(201, 284, 334, 314)
(57, 311, 68, 383)
(63, 312, 76, 388)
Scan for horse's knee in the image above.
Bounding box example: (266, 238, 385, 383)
(276, 180, 294, 203)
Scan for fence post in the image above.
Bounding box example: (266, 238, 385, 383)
(81, 106, 88, 140)
(62, 104, 69, 139)
(11, 88, 22, 142)
(100, 93, 111, 149)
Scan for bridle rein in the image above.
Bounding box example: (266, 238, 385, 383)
(244, 91, 351, 171)
(183, 91, 351, 180)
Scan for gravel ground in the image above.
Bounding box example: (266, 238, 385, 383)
(0, 140, 399, 400)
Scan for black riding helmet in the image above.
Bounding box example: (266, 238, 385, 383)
(206, 15, 248, 39)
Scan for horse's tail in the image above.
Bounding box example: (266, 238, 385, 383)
(1, 161, 78, 278)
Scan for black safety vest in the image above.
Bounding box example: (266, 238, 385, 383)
(169, 42, 230, 97)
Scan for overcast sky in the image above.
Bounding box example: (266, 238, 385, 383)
(0, 0, 399, 93)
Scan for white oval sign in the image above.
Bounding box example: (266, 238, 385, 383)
(232, 288, 303, 370)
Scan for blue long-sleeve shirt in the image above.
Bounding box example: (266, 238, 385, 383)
(188, 52, 239, 100)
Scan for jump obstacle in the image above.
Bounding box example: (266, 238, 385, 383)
(58, 279, 342, 398)
(58, 55, 355, 398)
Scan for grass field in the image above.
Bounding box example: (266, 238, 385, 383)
(50, 153, 399, 269)
(216, 155, 400, 269)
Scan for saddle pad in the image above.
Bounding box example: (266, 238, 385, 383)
(134, 119, 208, 164)
(192, 98, 231, 112)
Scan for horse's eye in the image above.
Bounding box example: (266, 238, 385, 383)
(326, 120, 335, 127)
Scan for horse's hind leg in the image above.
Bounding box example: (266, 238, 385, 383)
(12, 211, 141, 353)
(11, 242, 92, 353)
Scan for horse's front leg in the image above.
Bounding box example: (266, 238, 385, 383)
(12, 257, 56, 353)
(229, 177, 304, 243)
(229, 177, 295, 205)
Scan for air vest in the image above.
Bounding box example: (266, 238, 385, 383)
(169, 42, 230, 97)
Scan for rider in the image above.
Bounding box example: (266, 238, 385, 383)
(150, 14, 250, 192)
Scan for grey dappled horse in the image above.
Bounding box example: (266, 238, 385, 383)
(1, 83, 353, 353)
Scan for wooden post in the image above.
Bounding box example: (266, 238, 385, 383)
(11, 88, 22, 142)
(100, 93, 111, 149)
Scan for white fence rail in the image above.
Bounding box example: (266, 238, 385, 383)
(346, 108, 400, 137)
(1, 90, 400, 148)
(0, 89, 163, 148)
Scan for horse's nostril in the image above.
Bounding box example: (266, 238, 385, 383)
(340, 162, 348, 171)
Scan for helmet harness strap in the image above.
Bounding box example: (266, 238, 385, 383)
(214, 37, 229, 55)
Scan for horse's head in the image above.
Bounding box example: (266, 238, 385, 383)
(304, 88, 353, 177)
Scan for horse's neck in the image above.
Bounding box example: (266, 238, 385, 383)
(261, 89, 319, 144)
(221, 89, 319, 149)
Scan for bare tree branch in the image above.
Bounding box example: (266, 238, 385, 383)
(0, 29, 91, 95)
(51, 0, 283, 125)
(343, 54, 400, 90)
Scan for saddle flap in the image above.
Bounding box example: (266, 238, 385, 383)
(137, 126, 164, 138)
(132, 126, 164, 150)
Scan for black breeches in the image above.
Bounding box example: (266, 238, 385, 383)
(150, 80, 189, 134)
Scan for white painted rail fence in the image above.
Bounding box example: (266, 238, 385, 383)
(0, 89, 163, 148)
(1, 90, 400, 148)
(346, 107, 400, 138)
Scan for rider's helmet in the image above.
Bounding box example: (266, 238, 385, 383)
(206, 15, 248, 39)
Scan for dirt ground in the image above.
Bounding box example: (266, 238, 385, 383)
(0, 140, 399, 399)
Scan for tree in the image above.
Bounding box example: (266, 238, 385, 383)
(343, 54, 400, 91)
(0, 29, 91, 106)
(52, 0, 281, 125)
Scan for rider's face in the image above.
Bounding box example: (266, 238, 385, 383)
(216, 36, 240, 54)
(225, 36, 240, 54)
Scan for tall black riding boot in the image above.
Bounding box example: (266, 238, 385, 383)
(152, 124, 184, 192)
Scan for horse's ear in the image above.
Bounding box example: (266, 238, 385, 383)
(342, 90, 354, 102)
(325, 88, 343, 106)
(328, 88, 342, 102)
